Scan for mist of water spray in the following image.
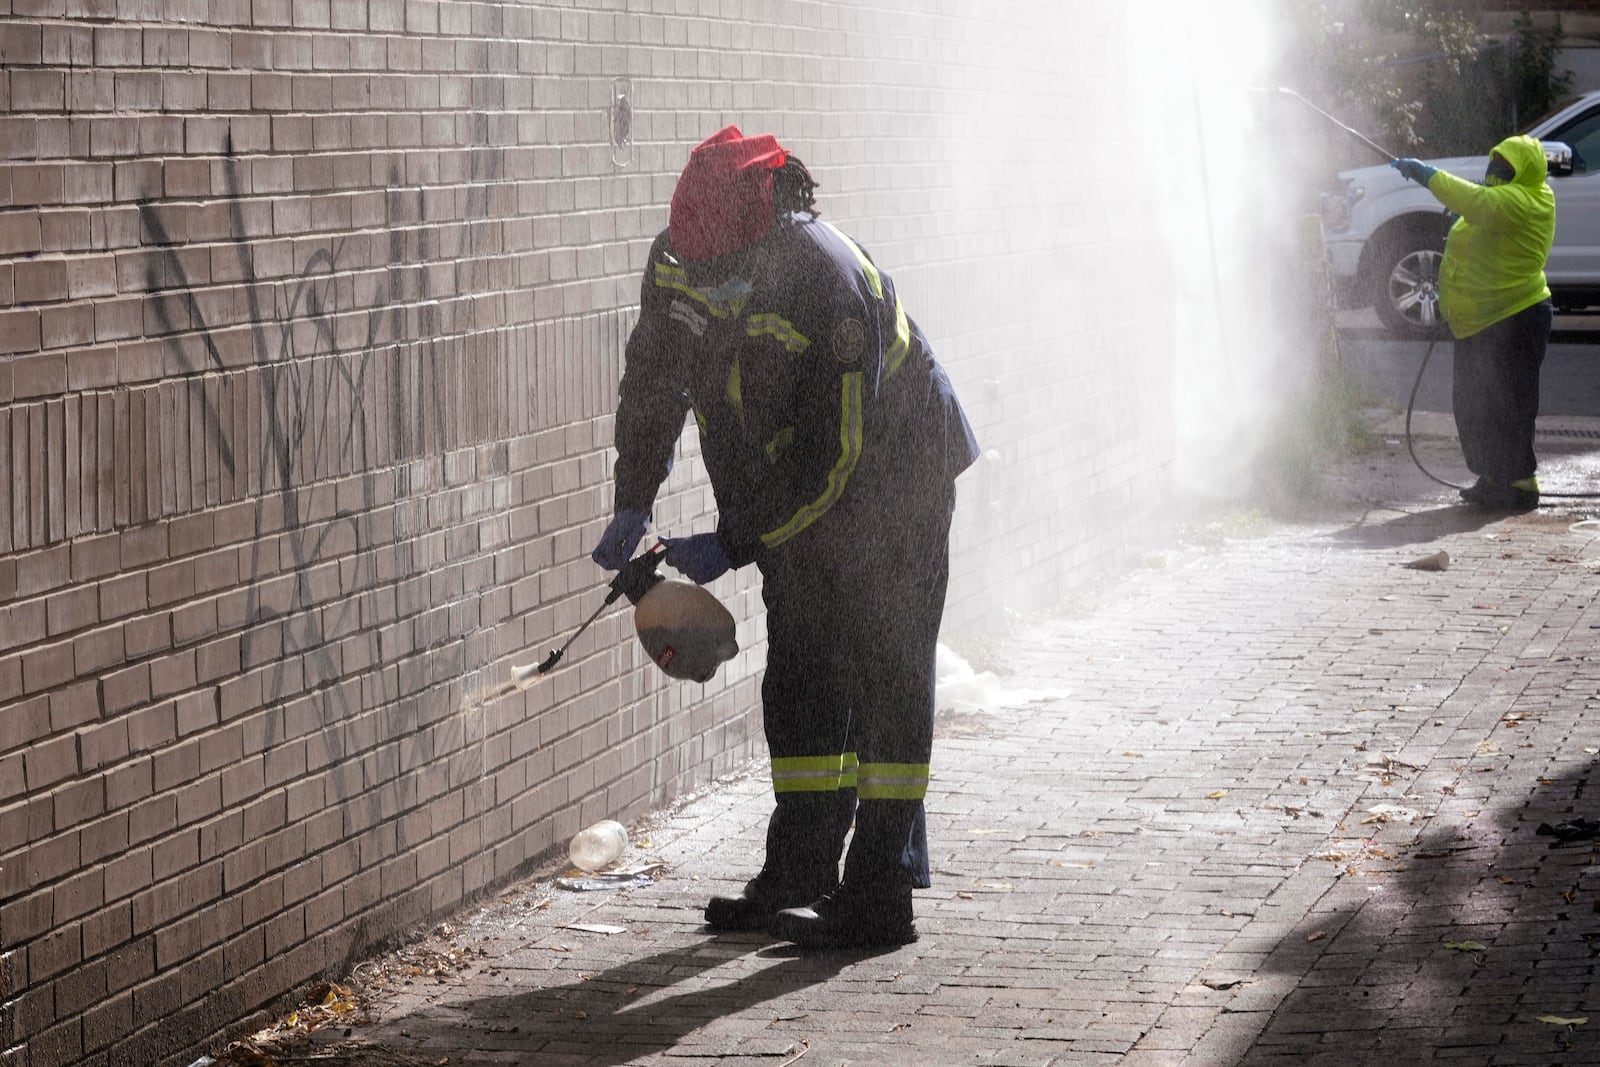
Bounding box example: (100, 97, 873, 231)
(1127, 1, 1296, 500)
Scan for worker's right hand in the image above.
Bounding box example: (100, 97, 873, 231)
(592, 509, 650, 571)
(659, 533, 732, 585)
(1391, 158, 1438, 186)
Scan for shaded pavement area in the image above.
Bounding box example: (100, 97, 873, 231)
(270, 419, 1600, 1066)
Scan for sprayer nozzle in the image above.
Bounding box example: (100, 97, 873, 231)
(510, 661, 545, 690)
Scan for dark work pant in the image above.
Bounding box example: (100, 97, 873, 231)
(755, 481, 955, 894)
(1452, 300, 1551, 484)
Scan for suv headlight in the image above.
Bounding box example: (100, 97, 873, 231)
(1318, 182, 1363, 235)
(1319, 192, 1349, 233)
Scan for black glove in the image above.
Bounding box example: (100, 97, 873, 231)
(659, 533, 732, 584)
(592, 509, 649, 571)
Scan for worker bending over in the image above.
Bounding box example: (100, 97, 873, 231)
(592, 127, 979, 949)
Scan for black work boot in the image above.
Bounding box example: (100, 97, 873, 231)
(1506, 476, 1540, 511)
(706, 791, 853, 931)
(704, 872, 835, 932)
(1462, 476, 1539, 511)
(768, 883, 917, 949)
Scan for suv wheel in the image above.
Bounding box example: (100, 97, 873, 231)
(1372, 233, 1448, 338)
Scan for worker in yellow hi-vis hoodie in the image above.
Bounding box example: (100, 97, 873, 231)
(1393, 134, 1555, 511)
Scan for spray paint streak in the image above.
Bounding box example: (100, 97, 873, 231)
(140, 131, 512, 811)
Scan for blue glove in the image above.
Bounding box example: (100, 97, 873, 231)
(1391, 158, 1438, 186)
(659, 533, 732, 585)
(592, 509, 650, 571)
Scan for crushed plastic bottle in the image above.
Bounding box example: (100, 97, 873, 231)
(568, 819, 628, 872)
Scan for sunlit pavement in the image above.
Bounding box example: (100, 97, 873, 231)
(295, 417, 1600, 1067)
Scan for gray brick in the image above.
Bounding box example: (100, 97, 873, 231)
(0, 693, 48, 753)
(97, 662, 150, 716)
(23, 734, 77, 791)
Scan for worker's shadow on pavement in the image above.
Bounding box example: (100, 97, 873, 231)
(399, 935, 856, 1063)
(1325, 502, 1500, 550)
(1237, 756, 1600, 1065)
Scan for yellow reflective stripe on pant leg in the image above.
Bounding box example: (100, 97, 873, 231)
(771, 754, 845, 794)
(840, 752, 859, 790)
(856, 762, 929, 801)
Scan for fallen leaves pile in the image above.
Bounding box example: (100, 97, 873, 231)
(208, 919, 507, 1067)
(224, 981, 364, 1052)
(209, 980, 440, 1066)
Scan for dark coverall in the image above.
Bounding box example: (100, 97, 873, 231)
(610, 214, 980, 897)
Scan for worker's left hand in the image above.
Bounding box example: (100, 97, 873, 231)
(659, 533, 732, 584)
(593, 508, 651, 571)
(1391, 158, 1438, 186)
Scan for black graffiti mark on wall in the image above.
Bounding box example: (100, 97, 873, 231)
(140, 131, 508, 798)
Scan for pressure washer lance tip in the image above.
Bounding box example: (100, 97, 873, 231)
(509, 661, 545, 690)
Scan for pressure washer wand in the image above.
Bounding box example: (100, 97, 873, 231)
(528, 596, 613, 676)
(510, 544, 666, 686)
(1264, 86, 1398, 163)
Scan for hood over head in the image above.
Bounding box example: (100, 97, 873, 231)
(669, 126, 789, 261)
(1489, 134, 1549, 188)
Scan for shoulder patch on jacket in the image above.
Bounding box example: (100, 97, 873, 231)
(832, 317, 866, 364)
(670, 299, 709, 337)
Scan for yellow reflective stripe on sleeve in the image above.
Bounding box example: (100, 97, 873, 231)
(824, 225, 909, 378)
(746, 313, 811, 353)
(856, 761, 930, 801)
(726, 357, 743, 425)
(653, 262, 728, 318)
(884, 295, 910, 379)
(825, 223, 882, 300)
(771, 754, 847, 794)
(760, 371, 864, 548)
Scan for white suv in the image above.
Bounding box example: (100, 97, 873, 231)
(1321, 90, 1600, 337)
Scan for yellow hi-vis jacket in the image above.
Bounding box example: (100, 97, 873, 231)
(1427, 133, 1555, 340)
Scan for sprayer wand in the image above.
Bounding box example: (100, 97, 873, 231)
(528, 597, 610, 675)
(1260, 86, 1398, 163)
(512, 544, 667, 684)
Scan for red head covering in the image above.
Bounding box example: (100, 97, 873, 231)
(669, 126, 789, 261)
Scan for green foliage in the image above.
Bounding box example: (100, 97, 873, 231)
(1414, 44, 1509, 156)
(1276, 2, 1575, 162)
(1363, 0, 1482, 71)
(1277, 1, 1425, 153)
(1511, 12, 1574, 126)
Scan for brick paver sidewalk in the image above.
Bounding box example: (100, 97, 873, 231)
(298, 429, 1600, 1066)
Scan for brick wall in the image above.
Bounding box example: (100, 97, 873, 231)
(0, 2, 1208, 1064)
